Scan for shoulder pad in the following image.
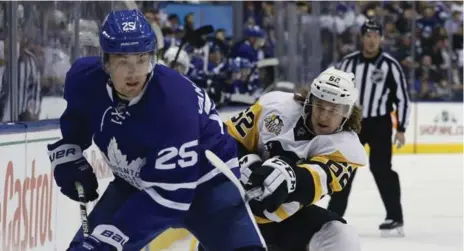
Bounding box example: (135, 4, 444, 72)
(309, 131, 368, 167)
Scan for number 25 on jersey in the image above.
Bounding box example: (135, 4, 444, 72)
(155, 140, 198, 170)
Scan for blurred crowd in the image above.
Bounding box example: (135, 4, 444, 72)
(0, 1, 462, 123)
(142, 4, 276, 107)
(243, 1, 463, 101)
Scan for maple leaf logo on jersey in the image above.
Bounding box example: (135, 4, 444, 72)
(102, 137, 146, 189)
(264, 114, 284, 135)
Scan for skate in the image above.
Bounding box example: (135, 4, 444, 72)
(379, 219, 404, 237)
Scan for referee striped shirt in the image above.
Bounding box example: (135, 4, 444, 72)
(337, 50, 411, 132)
(1, 48, 41, 121)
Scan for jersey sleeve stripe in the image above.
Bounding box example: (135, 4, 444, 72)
(197, 157, 239, 185)
(262, 201, 301, 223)
(144, 187, 191, 211)
(141, 180, 197, 191)
(325, 150, 367, 168)
(329, 172, 343, 192)
(209, 113, 224, 134)
(141, 157, 239, 190)
(263, 210, 287, 222)
(299, 163, 327, 204)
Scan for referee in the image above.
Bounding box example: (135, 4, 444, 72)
(1, 39, 41, 122)
(328, 19, 411, 236)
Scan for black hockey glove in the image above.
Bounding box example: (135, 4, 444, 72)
(48, 139, 99, 202)
(242, 156, 297, 213)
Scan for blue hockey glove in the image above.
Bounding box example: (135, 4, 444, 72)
(48, 140, 98, 202)
(69, 225, 129, 251)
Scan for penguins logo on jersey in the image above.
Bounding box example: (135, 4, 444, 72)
(264, 114, 284, 135)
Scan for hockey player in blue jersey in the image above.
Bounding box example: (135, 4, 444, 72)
(47, 10, 266, 251)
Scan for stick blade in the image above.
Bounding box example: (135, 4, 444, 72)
(204, 150, 246, 198)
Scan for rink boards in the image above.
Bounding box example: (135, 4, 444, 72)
(0, 102, 462, 250)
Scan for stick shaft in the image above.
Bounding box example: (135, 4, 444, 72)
(75, 182, 90, 237)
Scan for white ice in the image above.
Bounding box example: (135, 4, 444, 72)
(165, 154, 464, 251)
(317, 153, 464, 251)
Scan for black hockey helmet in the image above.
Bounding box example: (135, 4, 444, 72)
(361, 19, 383, 36)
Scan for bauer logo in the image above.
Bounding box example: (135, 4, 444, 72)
(0, 160, 54, 251)
(101, 230, 128, 246)
(49, 148, 76, 162)
(120, 41, 139, 46)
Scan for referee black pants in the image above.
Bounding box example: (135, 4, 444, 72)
(327, 115, 403, 223)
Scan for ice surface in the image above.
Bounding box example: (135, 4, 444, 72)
(165, 154, 464, 251)
(317, 154, 464, 251)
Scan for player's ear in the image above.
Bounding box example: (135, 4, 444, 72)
(101, 52, 111, 73)
(148, 52, 156, 72)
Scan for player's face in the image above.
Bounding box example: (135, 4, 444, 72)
(310, 98, 345, 135)
(106, 53, 152, 99)
(362, 31, 381, 55)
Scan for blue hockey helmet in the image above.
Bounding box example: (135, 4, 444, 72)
(229, 57, 242, 72)
(100, 10, 156, 54)
(243, 25, 265, 38)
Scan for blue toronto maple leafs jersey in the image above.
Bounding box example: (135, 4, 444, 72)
(60, 56, 239, 222)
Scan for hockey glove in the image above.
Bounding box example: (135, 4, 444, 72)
(239, 153, 263, 185)
(48, 140, 98, 202)
(69, 225, 129, 251)
(246, 156, 297, 213)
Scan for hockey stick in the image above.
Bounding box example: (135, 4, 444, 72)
(75, 182, 90, 237)
(204, 150, 262, 202)
(170, 25, 214, 68)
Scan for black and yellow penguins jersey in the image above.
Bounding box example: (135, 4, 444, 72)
(226, 91, 368, 223)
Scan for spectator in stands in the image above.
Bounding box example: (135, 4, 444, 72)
(395, 33, 416, 81)
(144, 9, 164, 50)
(417, 54, 440, 84)
(144, 8, 161, 25)
(416, 73, 439, 101)
(215, 28, 227, 42)
(395, 4, 415, 34)
(417, 4, 441, 52)
(231, 25, 265, 63)
(167, 14, 180, 30)
(428, 37, 447, 73)
(296, 2, 310, 14)
(445, 8, 462, 36)
(452, 23, 463, 51)
(435, 77, 453, 101)
(184, 12, 195, 39)
(244, 1, 258, 26)
(261, 2, 274, 29)
(383, 20, 400, 53)
(214, 28, 230, 55)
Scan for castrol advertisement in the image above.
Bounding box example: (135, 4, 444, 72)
(0, 132, 59, 251)
(0, 130, 114, 251)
